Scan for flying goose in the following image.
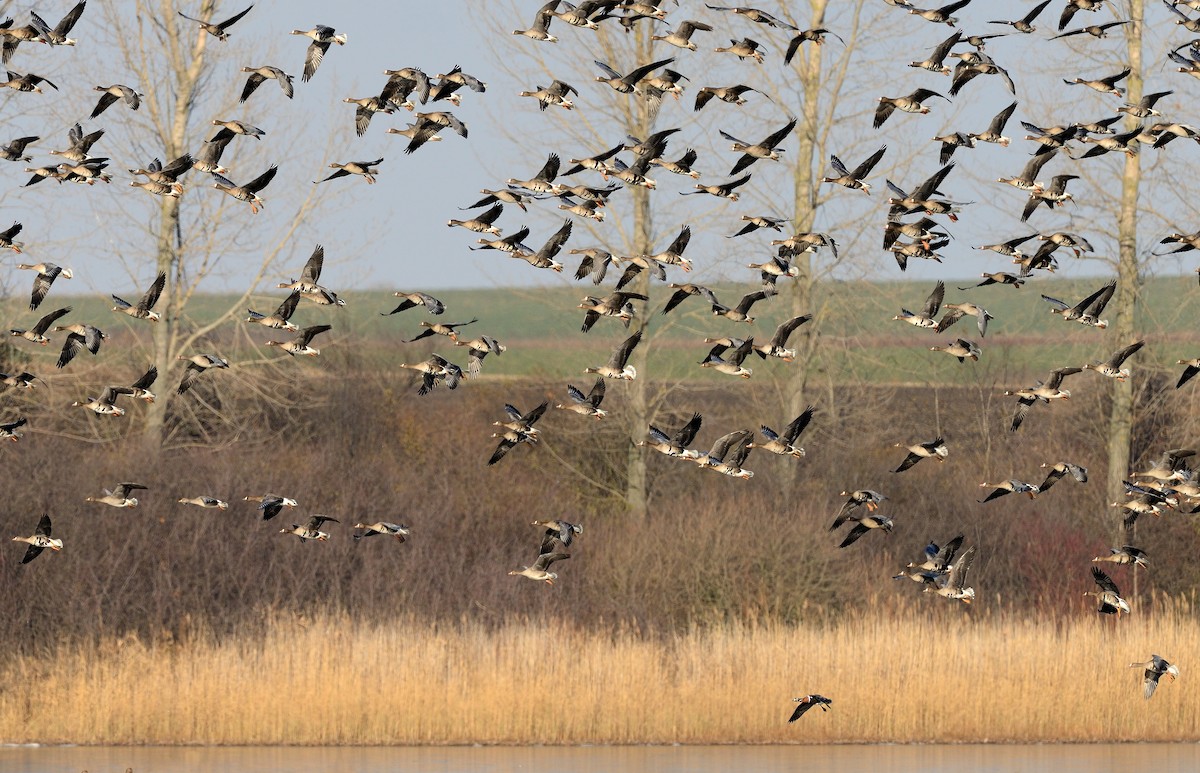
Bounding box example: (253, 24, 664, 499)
(950, 53, 1015, 97)
(712, 290, 770, 324)
(822, 145, 886, 193)
(1083, 340, 1144, 381)
(1093, 546, 1147, 569)
(637, 412, 703, 459)
(211, 165, 278, 213)
(752, 314, 812, 361)
(11, 306, 71, 345)
(280, 515, 340, 541)
(266, 324, 331, 357)
(398, 354, 463, 396)
(278, 245, 333, 296)
(784, 28, 845, 63)
(977, 479, 1039, 503)
(923, 544, 977, 602)
(1086, 567, 1130, 615)
(680, 173, 751, 200)
(1176, 357, 1200, 388)
(0, 371, 41, 391)
(1051, 20, 1130, 39)
(177, 353, 229, 394)
(401, 111, 468, 153)
(1041, 280, 1115, 328)
(788, 695, 832, 721)
(893, 281, 944, 329)
(520, 80, 578, 110)
(556, 379, 607, 419)
(838, 514, 894, 548)
(13, 514, 60, 564)
(0, 70, 57, 93)
(593, 57, 674, 94)
(1129, 655, 1179, 700)
(86, 483, 147, 508)
(749, 407, 814, 458)
(1004, 366, 1082, 431)
(243, 494, 298, 521)
(721, 117, 797, 175)
(990, 0, 1051, 32)
(705, 4, 797, 29)
(1063, 67, 1130, 97)
(874, 89, 948, 129)
(935, 302, 993, 338)
(17, 262, 72, 311)
(969, 101, 1017, 146)
(353, 522, 411, 542)
(512, 0, 560, 41)
(893, 436, 948, 472)
(291, 25, 348, 82)
(907, 0, 973, 25)
(91, 85, 142, 119)
(653, 19, 713, 49)
(430, 65, 487, 105)
(709, 30, 772, 58)
(695, 429, 755, 478)
(897, 534, 963, 578)
(0, 416, 26, 441)
(533, 519, 583, 552)
(240, 66, 293, 102)
(112, 271, 166, 322)
(247, 291, 301, 331)
(584, 329, 642, 380)
(0, 137, 37, 163)
(1131, 448, 1195, 482)
(71, 386, 135, 416)
(997, 151, 1054, 192)
(908, 31, 961, 74)
(53, 323, 106, 369)
(509, 551, 569, 584)
(1038, 462, 1088, 493)
(580, 292, 646, 332)
(316, 158, 383, 185)
(572, 248, 613, 284)
(694, 84, 764, 112)
(699, 338, 755, 378)
(930, 338, 980, 363)
(178, 496, 229, 510)
(833, 490, 887, 528)
(384, 292, 445, 317)
(178, 4, 252, 40)
(489, 402, 548, 465)
(454, 334, 507, 377)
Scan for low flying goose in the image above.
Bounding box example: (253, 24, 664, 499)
(72, 386, 134, 416)
(91, 84, 142, 119)
(533, 519, 583, 552)
(178, 495, 229, 510)
(696, 428, 755, 478)
(784, 27, 845, 62)
(0, 417, 26, 440)
(354, 522, 411, 542)
(1086, 567, 1130, 615)
(749, 406, 814, 458)
(838, 514, 894, 548)
(893, 281, 945, 329)
(1004, 366, 1082, 432)
(638, 412, 703, 459)
(680, 173, 751, 200)
(907, 0, 974, 25)
(384, 291, 445, 316)
(788, 695, 832, 722)
(1063, 67, 1130, 97)
(908, 30, 960, 74)
(874, 89, 948, 129)
(316, 158, 383, 185)
(1093, 546, 1147, 568)
(13, 514, 60, 564)
(177, 353, 230, 394)
(211, 165, 278, 213)
(509, 551, 569, 584)
(86, 482, 146, 508)
(694, 84, 764, 111)
(833, 490, 887, 527)
(653, 19, 713, 49)
(893, 436, 948, 472)
(178, 5, 252, 40)
(924, 544, 977, 602)
(721, 117, 798, 175)
(1038, 462, 1088, 493)
(112, 271, 166, 322)
(1129, 655, 1179, 700)
(1083, 340, 1144, 380)
(266, 324, 331, 356)
(712, 290, 769, 324)
(936, 302, 993, 337)
(244, 494, 298, 521)
(291, 25, 348, 82)
(512, 0, 559, 42)
(754, 314, 812, 361)
(280, 515, 340, 542)
(555, 379, 607, 419)
(11, 306, 71, 345)
(54, 323, 106, 369)
(247, 291, 301, 331)
(489, 402, 548, 465)
(969, 101, 1017, 146)
(1041, 280, 1115, 328)
(977, 479, 1039, 503)
(699, 338, 755, 378)
(930, 338, 980, 362)
(989, 0, 1052, 32)
(240, 66, 293, 102)
(713, 38, 766, 63)
(17, 262, 72, 311)
(519, 80, 578, 110)
(584, 329, 642, 380)
(593, 57, 674, 94)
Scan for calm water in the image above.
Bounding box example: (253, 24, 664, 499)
(3, 744, 1199, 773)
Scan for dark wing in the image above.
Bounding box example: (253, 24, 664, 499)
(131, 365, 158, 391)
(300, 245, 325, 284)
(241, 72, 266, 102)
(303, 40, 332, 82)
(139, 272, 167, 313)
(851, 145, 887, 178)
(1082, 280, 1116, 317)
(923, 281, 946, 317)
(781, 407, 815, 444)
(244, 165, 278, 193)
(1178, 364, 1200, 389)
(771, 314, 812, 347)
(675, 412, 703, 446)
(838, 523, 870, 548)
(874, 100, 896, 130)
(893, 451, 922, 473)
(1091, 566, 1120, 595)
(298, 324, 331, 347)
(56, 333, 86, 369)
(91, 92, 119, 119)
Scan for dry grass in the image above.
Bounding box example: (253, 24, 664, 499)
(4, 606, 1198, 745)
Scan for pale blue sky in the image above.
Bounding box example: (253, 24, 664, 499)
(2, 0, 1195, 294)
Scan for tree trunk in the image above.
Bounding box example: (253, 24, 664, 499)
(1106, 0, 1143, 541)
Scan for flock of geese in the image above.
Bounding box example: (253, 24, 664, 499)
(2, 0, 1190, 722)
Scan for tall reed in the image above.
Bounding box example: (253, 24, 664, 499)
(4, 605, 1197, 745)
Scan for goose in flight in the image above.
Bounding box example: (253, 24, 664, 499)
(1041, 280, 1115, 328)
(1083, 340, 1144, 381)
(893, 436, 947, 472)
(354, 522, 411, 542)
(266, 324, 331, 357)
(1093, 546, 1147, 569)
(71, 386, 135, 416)
(177, 353, 229, 394)
(785, 28, 845, 64)
(291, 25, 348, 82)
(1038, 462, 1088, 493)
(908, 31, 961, 74)
(11, 306, 71, 345)
(1004, 366, 1082, 432)
(240, 66, 293, 102)
(533, 519, 583, 551)
(1086, 567, 1130, 615)
(638, 412, 703, 459)
(86, 483, 147, 508)
(593, 57, 674, 94)
(721, 117, 797, 175)
(653, 19, 713, 50)
(211, 165, 278, 213)
(838, 513, 894, 548)
(924, 544, 977, 602)
(893, 281, 944, 329)
(584, 329, 642, 380)
(17, 262, 72, 311)
(280, 515, 340, 542)
(509, 551, 569, 584)
(178, 495, 229, 510)
(13, 514, 60, 564)
(907, 0, 974, 25)
(977, 479, 1039, 503)
(822, 145, 886, 193)
(399, 354, 463, 397)
(1063, 67, 1130, 97)
(930, 338, 980, 363)
(112, 271, 166, 322)
(512, 0, 560, 42)
(244, 494, 298, 521)
(178, 4, 252, 40)
(750, 407, 814, 458)
(91, 85, 142, 119)
(874, 89, 948, 130)
(788, 695, 832, 722)
(316, 158, 383, 185)
(699, 338, 755, 378)
(753, 314, 812, 361)
(695, 429, 755, 478)
(1129, 655, 1179, 700)
(556, 379, 607, 419)
(54, 323, 106, 369)
(384, 291, 445, 316)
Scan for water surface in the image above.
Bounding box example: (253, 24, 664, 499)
(4, 743, 1198, 773)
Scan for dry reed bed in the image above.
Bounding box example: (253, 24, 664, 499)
(4, 610, 1198, 745)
